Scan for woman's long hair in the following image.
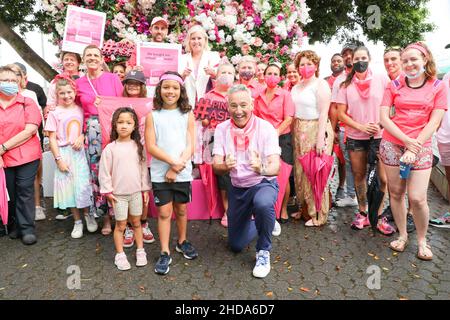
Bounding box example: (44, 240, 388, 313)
(153, 71, 192, 113)
(110, 107, 144, 162)
(341, 46, 371, 89)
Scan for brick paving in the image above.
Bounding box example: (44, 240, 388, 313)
(0, 181, 449, 300)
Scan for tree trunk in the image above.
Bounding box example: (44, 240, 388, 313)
(0, 17, 57, 82)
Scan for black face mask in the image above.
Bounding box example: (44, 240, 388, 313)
(353, 61, 369, 73)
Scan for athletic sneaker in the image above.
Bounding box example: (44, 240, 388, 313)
(377, 217, 396, 235)
(336, 196, 358, 207)
(84, 215, 98, 233)
(406, 213, 416, 233)
(71, 222, 83, 239)
(429, 212, 450, 229)
(155, 252, 172, 275)
(351, 212, 370, 230)
(335, 187, 346, 201)
(114, 252, 131, 271)
(253, 250, 271, 278)
(123, 226, 135, 248)
(136, 248, 147, 267)
(141, 222, 155, 243)
(176, 240, 198, 260)
(55, 209, 72, 221)
(35, 206, 46, 221)
(272, 220, 281, 237)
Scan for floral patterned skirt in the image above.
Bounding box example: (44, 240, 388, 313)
(293, 119, 334, 226)
(379, 139, 433, 170)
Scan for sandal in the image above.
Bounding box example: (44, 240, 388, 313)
(389, 237, 408, 252)
(417, 242, 433, 261)
(305, 219, 320, 227)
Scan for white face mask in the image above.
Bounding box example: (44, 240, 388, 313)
(405, 66, 425, 80)
(217, 74, 234, 87)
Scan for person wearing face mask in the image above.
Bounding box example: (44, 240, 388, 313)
(330, 45, 358, 209)
(291, 50, 334, 227)
(237, 55, 265, 98)
(180, 25, 221, 108)
(199, 63, 236, 228)
(380, 42, 448, 260)
(336, 46, 395, 235)
(254, 63, 294, 224)
(0, 66, 42, 244)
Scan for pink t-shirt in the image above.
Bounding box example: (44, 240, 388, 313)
(213, 115, 281, 188)
(44, 106, 84, 147)
(436, 72, 450, 144)
(202, 89, 229, 125)
(336, 71, 389, 140)
(75, 72, 123, 121)
(99, 140, 150, 195)
(382, 75, 449, 147)
(254, 87, 295, 135)
(0, 95, 42, 167)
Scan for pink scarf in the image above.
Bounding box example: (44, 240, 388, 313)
(352, 69, 373, 99)
(230, 114, 258, 152)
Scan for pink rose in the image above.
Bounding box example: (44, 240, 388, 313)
(267, 43, 274, 50)
(241, 44, 251, 55)
(253, 37, 263, 47)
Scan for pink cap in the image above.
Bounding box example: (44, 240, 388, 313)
(151, 17, 168, 27)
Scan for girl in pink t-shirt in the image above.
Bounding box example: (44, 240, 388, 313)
(380, 42, 448, 261)
(336, 46, 394, 235)
(44, 76, 95, 239)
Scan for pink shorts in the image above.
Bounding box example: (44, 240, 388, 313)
(438, 142, 450, 166)
(379, 139, 433, 170)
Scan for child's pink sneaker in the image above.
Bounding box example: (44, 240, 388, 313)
(114, 252, 131, 271)
(377, 217, 396, 235)
(123, 225, 135, 248)
(136, 248, 147, 267)
(351, 212, 370, 230)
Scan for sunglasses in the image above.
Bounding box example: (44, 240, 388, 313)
(384, 46, 403, 54)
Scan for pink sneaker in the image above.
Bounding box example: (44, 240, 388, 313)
(114, 252, 131, 271)
(377, 217, 396, 235)
(221, 214, 228, 228)
(141, 222, 155, 244)
(123, 226, 135, 248)
(351, 212, 370, 230)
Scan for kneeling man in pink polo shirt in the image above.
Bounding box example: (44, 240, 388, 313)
(212, 84, 280, 278)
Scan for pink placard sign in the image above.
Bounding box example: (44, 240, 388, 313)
(62, 5, 106, 54)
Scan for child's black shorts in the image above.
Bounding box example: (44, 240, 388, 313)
(151, 182, 192, 207)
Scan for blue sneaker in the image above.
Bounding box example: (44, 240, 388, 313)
(175, 240, 198, 260)
(154, 252, 172, 275)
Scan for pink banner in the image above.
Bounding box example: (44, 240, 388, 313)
(136, 42, 182, 87)
(62, 5, 106, 54)
(97, 96, 153, 150)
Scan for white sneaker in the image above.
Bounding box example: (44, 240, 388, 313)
(85, 215, 98, 233)
(136, 248, 147, 267)
(71, 222, 83, 239)
(253, 250, 271, 278)
(114, 252, 131, 271)
(55, 210, 72, 221)
(35, 206, 46, 221)
(272, 220, 281, 237)
(336, 196, 358, 207)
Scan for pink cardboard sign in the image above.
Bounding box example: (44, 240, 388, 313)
(136, 42, 182, 87)
(62, 5, 106, 54)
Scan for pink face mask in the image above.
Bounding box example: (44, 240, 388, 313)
(265, 75, 281, 88)
(299, 65, 316, 79)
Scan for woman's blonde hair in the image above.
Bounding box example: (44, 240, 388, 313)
(183, 25, 210, 53)
(402, 41, 437, 81)
(6, 64, 26, 89)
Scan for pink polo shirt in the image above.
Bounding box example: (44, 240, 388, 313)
(213, 116, 281, 188)
(253, 87, 295, 135)
(382, 75, 448, 147)
(0, 94, 42, 167)
(238, 79, 265, 98)
(336, 71, 389, 140)
(75, 72, 123, 121)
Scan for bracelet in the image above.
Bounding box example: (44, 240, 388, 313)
(55, 156, 62, 162)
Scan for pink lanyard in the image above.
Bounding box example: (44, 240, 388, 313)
(86, 75, 99, 97)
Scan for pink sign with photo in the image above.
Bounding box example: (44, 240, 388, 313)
(136, 42, 182, 87)
(62, 5, 106, 54)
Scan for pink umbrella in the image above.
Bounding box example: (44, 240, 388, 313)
(298, 150, 334, 220)
(198, 163, 219, 224)
(0, 168, 8, 234)
(274, 160, 293, 219)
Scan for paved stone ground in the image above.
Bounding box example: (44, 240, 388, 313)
(0, 177, 449, 300)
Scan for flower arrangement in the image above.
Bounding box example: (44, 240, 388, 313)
(38, 0, 310, 68)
